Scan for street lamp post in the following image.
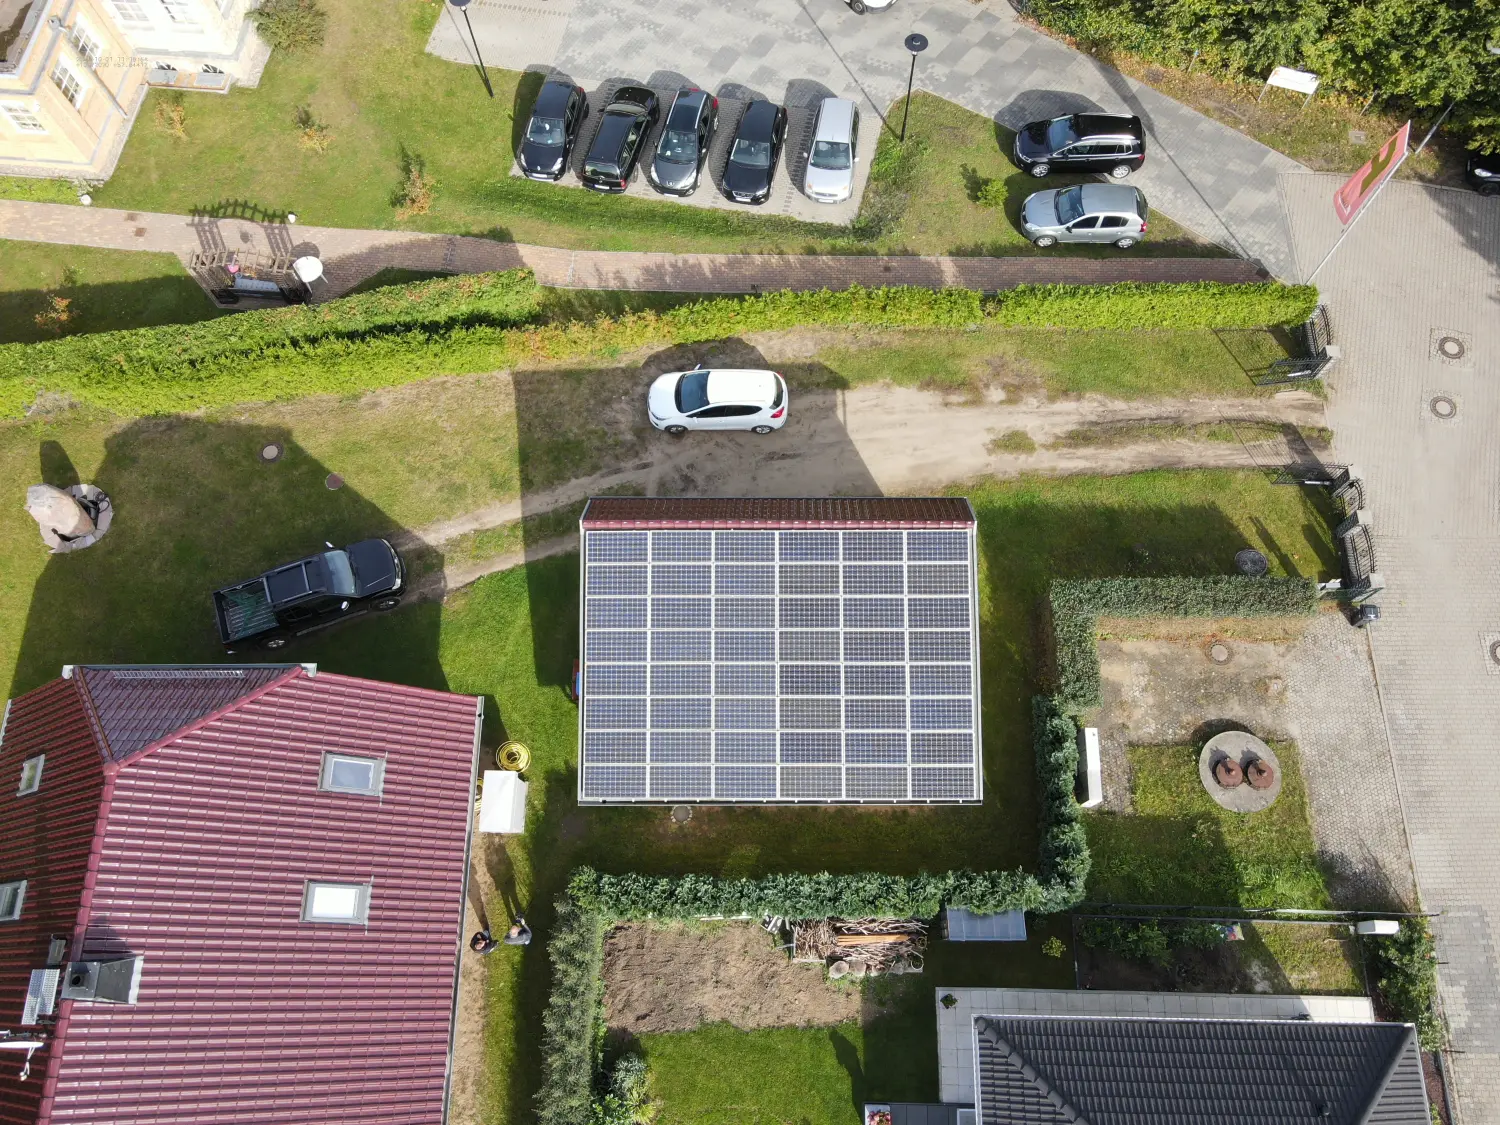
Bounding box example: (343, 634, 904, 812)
(900, 33, 928, 143)
(448, 0, 494, 99)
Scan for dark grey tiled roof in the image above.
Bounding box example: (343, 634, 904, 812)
(975, 1015, 1428, 1125)
(74, 665, 297, 762)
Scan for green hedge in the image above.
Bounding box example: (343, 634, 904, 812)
(0, 271, 1315, 418)
(986, 281, 1317, 329)
(535, 895, 606, 1125)
(1049, 577, 1319, 712)
(1367, 920, 1444, 1051)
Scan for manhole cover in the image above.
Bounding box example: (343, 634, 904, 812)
(1235, 548, 1269, 577)
(258, 441, 284, 463)
(324, 472, 344, 490)
(1430, 395, 1457, 419)
(671, 804, 692, 824)
(1210, 643, 1231, 664)
(1437, 336, 1466, 360)
(1347, 128, 1367, 144)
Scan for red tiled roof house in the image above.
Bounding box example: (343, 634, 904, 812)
(0, 665, 483, 1125)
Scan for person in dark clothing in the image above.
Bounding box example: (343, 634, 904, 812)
(469, 930, 499, 955)
(503, 915, 532, 945)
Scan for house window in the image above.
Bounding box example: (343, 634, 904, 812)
(69, 21, 103, 68)
(17, 755, 44, 796)
(52, 64, 85, 109)
(1, 103, 47, 134)
(158, 0, 200, 24)
(301, 881, 371, 924)
(111, 0, 150, 20)
(319, 752, 385, 796)
(0, 880, 26, 922)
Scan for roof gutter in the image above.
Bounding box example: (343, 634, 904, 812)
(440, 694, 486, 1125)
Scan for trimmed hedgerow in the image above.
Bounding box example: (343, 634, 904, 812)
(535, 895, 607, 1125)
(0, 272, 1315, 418)
(1049, 576, 1319, 713)
(1366, 919, 1444, 1051)
(986, 281, 1318, 330)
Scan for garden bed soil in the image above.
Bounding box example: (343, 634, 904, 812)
(1076, 922, 1364, 996)
(603, 921, 889, 1034)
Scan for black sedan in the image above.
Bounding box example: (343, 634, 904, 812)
(1467, 151, 1500, 196)
(722, 100, 787, 205)
(580, 85, 660, 193)
(648, 87, 718, 195)
(517, 80, 588, 181)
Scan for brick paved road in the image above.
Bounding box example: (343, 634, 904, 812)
(0, 199, 1264, 299)
(1282, 172, 1500, 1124)
(430, 0, 1306, 277)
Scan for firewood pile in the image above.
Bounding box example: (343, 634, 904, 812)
(792, 918, 927, 978)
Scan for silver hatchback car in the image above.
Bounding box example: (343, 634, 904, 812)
(1021, 182, 1148, 249)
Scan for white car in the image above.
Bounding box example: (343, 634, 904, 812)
(803, 98, 859, 204)
(647, 367, 789, 435)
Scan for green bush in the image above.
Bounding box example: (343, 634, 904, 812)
(593, 1054, 653, 1125)
(536, 896, 607, 1125)
(1367, 920, 1444, 1050)
(1079, 918, 1225, 966)
(250, 0, 328, 51)
(1049, 577, 1319, 712)
(986, 282, 1319, 329)
(0, 272, 1317, 418)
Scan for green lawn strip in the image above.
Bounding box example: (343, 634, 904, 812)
(806, 325, 1294, 399)
(863, 94, 1226, 258)
(0, 239, 222, 344)
(0, 176, 79, 203)
(1085, 742, 1331, 910)
(1047, 420, 1333, 448)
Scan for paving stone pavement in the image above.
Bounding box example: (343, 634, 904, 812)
(0, 199, 1263, 299)
(429, 0, 1306, 277)
(1282, 171, 1500, 1124)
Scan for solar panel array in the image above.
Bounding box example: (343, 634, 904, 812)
(578, 527, 982, 803)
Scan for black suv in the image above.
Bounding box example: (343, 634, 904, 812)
(1013, 113, 1145, 179)
(648, 87, 718, 196)
(580, 85, 660, 193)
(517, 80, 588, 181)
(722, 100, 787, 205)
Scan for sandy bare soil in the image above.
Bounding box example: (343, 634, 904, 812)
(404, 383, 1327, 595)
(603, 921, 871, 1034)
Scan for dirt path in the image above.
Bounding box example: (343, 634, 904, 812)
(406, 384, 1327, 594)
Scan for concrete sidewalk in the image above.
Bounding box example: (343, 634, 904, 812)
(429, 0, 1307, 277)
(0, 199, 1265, 299)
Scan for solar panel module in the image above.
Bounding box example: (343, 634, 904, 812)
(576, 498, 983, 804)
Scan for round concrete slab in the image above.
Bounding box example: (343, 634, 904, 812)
(1199, 730, 1282, 813)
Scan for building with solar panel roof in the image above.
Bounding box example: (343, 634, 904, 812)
(577, 496, 983, 805)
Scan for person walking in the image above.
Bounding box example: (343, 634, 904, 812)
(469, 930, 499, 955)
(503, 914, 532, 945)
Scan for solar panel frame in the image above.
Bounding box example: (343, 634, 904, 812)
(578, 520, 982, 804)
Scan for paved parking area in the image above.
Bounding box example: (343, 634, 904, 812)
(1282, 171, 1500, 1124)
(507, 83, 869, 223)
(429, 0, 1306, 276)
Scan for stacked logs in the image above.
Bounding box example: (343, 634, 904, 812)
(792, 918, 928, 977)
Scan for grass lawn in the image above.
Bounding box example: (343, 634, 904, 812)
(1085, 741, 1331, 909)
(862, 94, 1223, 257)
(0, 371, 1338, 1120)
(0, 0, 1233, 258)
(0, 239, 222, 344)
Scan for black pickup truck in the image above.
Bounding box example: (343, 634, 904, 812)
(213, 539, 405, 651)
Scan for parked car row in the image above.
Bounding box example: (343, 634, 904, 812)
(1014, 110, 1150, 249)
(518, 80, 859, 206)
